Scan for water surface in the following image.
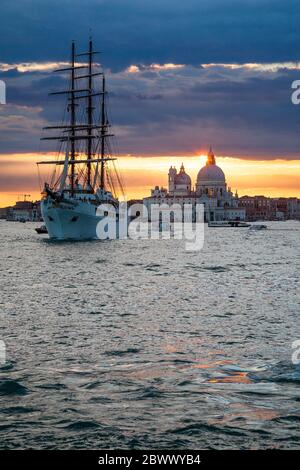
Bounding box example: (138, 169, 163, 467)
(0, 220, 299, 449)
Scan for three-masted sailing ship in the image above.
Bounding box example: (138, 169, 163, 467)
(38, 40, 124, 239)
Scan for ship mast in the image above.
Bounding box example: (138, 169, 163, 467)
(100, 75, 106, 190)
(38, 40, 116, 195)
(70, 41, 76, 194)
(87, 39, 93, 190)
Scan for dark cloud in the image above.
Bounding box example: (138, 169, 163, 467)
(0, 1, 300, 158)
(0, 63, 299, 158)
(0, 0, 299, 68)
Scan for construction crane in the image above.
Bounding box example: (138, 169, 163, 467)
(17, 194, 31, 202)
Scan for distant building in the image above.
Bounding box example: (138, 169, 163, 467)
(0, 207, 10, 219)
(239, 196, 300, 221)
(287, 198, 300, 219)
(6, 200, 42, 222)
(239, 196, 277, 221)
(143, 147, 246, 222)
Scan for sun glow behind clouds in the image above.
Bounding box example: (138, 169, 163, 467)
(0, 153, 299, 207)
(117, 155, 300, 199)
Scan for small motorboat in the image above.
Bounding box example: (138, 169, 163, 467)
(208, 221, 251, 228)
(249, 224, 267, 230)
(35, 225, 48, 234)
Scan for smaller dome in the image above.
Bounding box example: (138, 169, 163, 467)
(174, 163, 191, 185)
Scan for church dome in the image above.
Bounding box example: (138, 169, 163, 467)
(174, 163, 191, 185)
(197, 165, 225, 183)
(197, 147, 225, 184)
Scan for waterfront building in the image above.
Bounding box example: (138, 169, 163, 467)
(6, 200, 42, 222)
(0, 207, 10, 219)
(239, 196, 300, 221)
(143, 148, 246, 222)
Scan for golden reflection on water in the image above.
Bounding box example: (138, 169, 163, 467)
(192, 360, 233, 369)
(208, 372, 252, 384)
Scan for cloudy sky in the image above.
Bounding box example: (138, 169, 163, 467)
(0, 0, 299, 204)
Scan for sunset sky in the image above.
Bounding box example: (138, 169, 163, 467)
(0, 0, 300, 206)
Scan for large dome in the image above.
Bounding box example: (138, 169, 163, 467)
(197, 164, 225, 183)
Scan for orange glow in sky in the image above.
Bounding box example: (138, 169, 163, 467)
(0, 153, 300, 207)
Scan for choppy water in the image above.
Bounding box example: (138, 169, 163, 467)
(0, 220, 299, 449)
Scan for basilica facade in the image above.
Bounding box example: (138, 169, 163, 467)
(143, 148, 246, 222)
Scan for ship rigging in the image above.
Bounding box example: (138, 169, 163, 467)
(37, 40, 125, 239)
(38, 39, 124, 201)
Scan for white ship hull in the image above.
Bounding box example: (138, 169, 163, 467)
(41, 198, 105, 240)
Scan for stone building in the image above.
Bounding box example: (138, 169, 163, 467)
(143, 147, 246, 222)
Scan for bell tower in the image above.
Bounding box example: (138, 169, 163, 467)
(168, 166, 177, 195)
